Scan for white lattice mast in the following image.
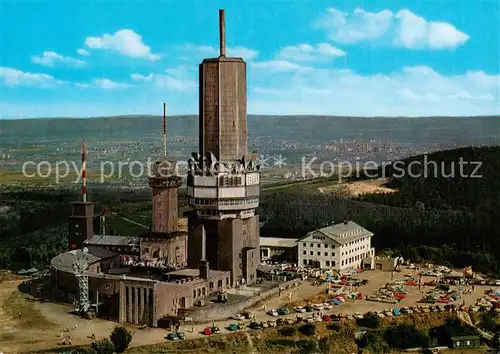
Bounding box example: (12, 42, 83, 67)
(73, 247, 90, 313)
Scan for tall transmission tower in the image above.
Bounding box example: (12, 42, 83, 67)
(72, 247, 91, 314)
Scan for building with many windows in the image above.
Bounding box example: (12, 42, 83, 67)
(298, 221, 375, 270)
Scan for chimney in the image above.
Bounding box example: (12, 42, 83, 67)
(219, 9, 226, 57)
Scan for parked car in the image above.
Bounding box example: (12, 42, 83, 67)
(323, 303, 333, 310)
(211, 326, 221, 334)
(276, 318, 284, 326)
(277, 308, 289, 315)
(294, 306, 306, 313)
(267, 309, 279, 317)
(304, 305, 314, 312)
(322, 315, 332, 322)
(267, 320, 277, 327)
(228, 324, 240, 331)
(167, 332, 181, 340)
(232, 313, 245, 320)
(249, 322, 263, 330)
(312, 304, 324, 311)
(203, 327, 212, 335)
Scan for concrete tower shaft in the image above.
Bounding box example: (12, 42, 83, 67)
(198, 9, 248, 163)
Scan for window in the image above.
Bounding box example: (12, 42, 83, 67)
(466, 341, 470, 345)
(303, 243, 306, 247)
(226, 279, 229, 285)
(317, 244, 320, 248)
(209, 282, 214, 288)
(326, 261, 330, 266)
(303, 251, 306, 255)
(193, 290, 196, 298)
(310, 251, 313, 255)
(324, 252, 328, 256)
(331, 245, 335, 249)
(324, 244, 328, 248)
(218, 280, 222, 287)
(303, 260, 307, 265)
(332, 252, 335, 257)
(317, 252, 321, 256)
(310, 243, 313, 247)
(202, 288, 206, 295)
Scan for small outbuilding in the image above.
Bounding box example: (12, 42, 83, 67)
(450, 335, 481, 349)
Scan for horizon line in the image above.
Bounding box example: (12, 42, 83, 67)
(1, 114, 499, 121)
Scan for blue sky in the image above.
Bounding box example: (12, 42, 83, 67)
(0, 0, 499, 118)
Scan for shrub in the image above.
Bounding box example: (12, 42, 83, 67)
(109, 326, 132, 353)
(90, 338, 115, 354)
(357, 314, 381, 329)
(298, 323, 316, 336)
(327, 323, 341, 331)
(356, 330, 390, 353)
(296, 339, 317, 353)
(278, 326, 296, 336)
(267, 339, 296, 347)
(384, 324, 430, 349)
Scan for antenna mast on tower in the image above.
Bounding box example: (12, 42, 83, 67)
(82, 138, 87, 203)
(163, 103, 167, 157)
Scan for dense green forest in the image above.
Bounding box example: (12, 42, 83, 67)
(260, 146, 500, 274)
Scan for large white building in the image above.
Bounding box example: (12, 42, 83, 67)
(298, 221, 375, 270)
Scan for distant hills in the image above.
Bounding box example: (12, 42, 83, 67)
(1, 115, 499, 146)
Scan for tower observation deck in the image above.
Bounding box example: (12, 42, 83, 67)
(186, 9, 260, 287)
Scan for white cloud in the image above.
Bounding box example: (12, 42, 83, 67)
(85, 29, 161, 60)
(250, 60, 312, 72)
(249, 66, 499, 116)
(31, 51, 86, 68)
(278, 43, 346, 61)
(0, 67, 67, 87)
(130, 71, 196, 91)
(316, 8, 469, 49)
(181, 44, 259, 60)
(76, 78, 130, 89)
(227, 46, 259, 60)
(77, 48, 90, 56)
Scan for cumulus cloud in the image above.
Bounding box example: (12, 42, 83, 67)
(77, 48, 90, 56)
(76, 78, 130, 89)
(0, 67, 67, 87)
(278, 43, 346, 61)
(85, 29, 160, 60)
(250, 60, 312, 72)
(31, 51, 86, 67)
(316, 8, 469, 49)
(181, 44, 259, 60)
(130, 70, 196, 91)
(249, 66, 499, 116)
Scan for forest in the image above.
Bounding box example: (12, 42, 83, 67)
(260, 146, 500, 274)
(1, 146, 499, 274)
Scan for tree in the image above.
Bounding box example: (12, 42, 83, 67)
(91, 338, 115, 354)
(298, 323, 316, 336)
(110, 326, 132, 353)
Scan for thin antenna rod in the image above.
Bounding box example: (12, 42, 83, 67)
(163, 103, 167, 157)
(219, 9, 226, 57)
(81, 138, 87, 203)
